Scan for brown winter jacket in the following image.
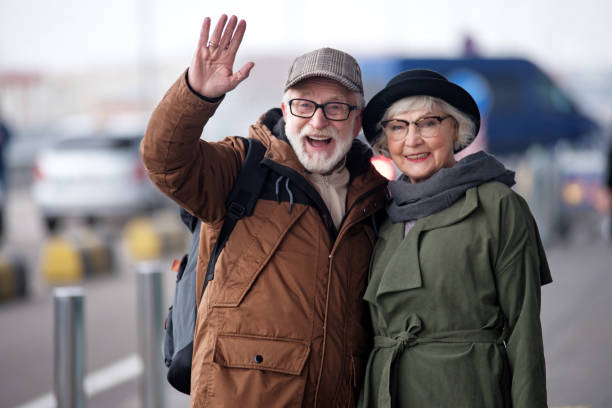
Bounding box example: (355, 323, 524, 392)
(141, 73, 387, 407)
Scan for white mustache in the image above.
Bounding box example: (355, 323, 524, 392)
(299, 124, 338, 140)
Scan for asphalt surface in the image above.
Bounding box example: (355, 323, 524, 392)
(0, 186, 190, 408)
(541, 237, 612, 408)
(1, 186, 611, 408)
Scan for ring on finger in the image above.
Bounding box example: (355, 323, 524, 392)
(207, 40, 218, 48)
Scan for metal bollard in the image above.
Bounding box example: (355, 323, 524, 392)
(54, 286, 86, 408)
(137, 261, 165, 408)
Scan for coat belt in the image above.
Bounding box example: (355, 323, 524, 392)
(360, 315, 505, 408)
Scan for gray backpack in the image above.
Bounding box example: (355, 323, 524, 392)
(162, 138, 268, 394)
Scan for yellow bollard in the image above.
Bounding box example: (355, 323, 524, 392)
(75, 227, 113, 276)
(123, 217, 162, 261)
(41, 236, 84, 283)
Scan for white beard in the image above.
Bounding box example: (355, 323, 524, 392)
(285, 123, 354, 174)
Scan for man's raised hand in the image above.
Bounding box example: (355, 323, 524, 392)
(188, 15, 255, 98)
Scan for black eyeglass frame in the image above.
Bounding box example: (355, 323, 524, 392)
(380, 115, 453, 140)
(288, 98, 359, 121)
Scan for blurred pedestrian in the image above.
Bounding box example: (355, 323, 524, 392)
(0, 114, 11, 188)
(605, 141, 612, 239)
(0, 113, 12, 239)
(607, 142, 612, 191)
(358, 69, 552, 407)
(141, 14, 386, 407)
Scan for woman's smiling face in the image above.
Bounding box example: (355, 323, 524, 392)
(387, 108, 457, 183)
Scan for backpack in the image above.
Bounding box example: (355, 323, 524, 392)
(162, 138, 268, 394)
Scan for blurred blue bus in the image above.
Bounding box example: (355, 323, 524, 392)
(360, 57, 599, 155)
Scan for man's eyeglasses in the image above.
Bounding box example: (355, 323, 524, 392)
(288, 99, 358, 121)
(381, 115, 452, 141)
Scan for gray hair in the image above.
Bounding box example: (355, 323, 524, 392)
(371, 95, 476, 156)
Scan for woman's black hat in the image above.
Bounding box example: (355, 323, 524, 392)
(362, 69, 481, 151)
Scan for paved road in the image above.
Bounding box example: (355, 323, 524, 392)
(0, 187, 190, 408)
(541, 237, 612, 408)
(1, 186, 611, 408)
(0, 267, 192, 408)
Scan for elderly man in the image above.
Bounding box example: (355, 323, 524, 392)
(141, 15, 386, 407)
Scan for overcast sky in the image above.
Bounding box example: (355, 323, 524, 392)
(1, 0, 611, 75)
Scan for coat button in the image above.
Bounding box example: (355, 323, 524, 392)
(254, 354, 264, 364)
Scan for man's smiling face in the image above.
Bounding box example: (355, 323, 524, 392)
(282, 77, 362, 174)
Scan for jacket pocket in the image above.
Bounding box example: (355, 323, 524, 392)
(213, 333, 310, 375)
(207, 333, 311, 406)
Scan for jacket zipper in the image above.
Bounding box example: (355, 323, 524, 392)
(314, 182, 386, 407)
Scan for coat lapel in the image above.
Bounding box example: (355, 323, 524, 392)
(365, 188, 479, 304)
(363, 220, 423, 304)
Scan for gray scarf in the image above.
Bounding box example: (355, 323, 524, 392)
(387, 151, 516, 222)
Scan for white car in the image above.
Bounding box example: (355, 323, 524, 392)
(32, 133, 168, 230)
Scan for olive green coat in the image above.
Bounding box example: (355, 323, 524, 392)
(359, 181, 552, 408)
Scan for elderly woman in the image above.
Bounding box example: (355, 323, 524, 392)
(358, 70, 552, 408)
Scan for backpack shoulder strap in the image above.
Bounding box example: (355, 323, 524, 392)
(225, 137, 268, 220)
(202, 137, 268, 296)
